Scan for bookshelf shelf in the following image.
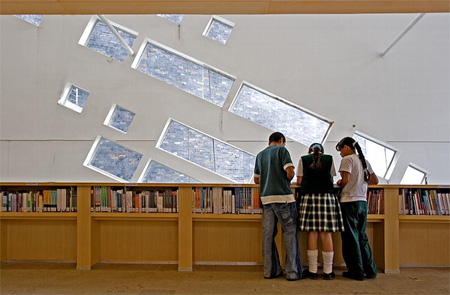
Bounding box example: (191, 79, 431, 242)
(192, 213, 262, 222)
(399, 215, 450, 223)
(0, 212, 77, 220)
(367, 214, 385, 222)
(91, 212, 178, 220)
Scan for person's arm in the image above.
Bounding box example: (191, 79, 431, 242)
(286, 166, 295, 182)
(296, 176, 302, 186)
(254, 175, 260, 185)
(368, 172, 379, 185)
(337, 171, 350, 187)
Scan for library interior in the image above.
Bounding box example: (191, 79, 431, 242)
(0, 1, 449, 294)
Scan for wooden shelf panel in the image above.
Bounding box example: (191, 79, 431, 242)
(91, 212, 178, 221)
(193, 214, 262, 222)
(399, 215, 450, 223)
(0, 212, 77, 220)
(367, 214, 385, 222)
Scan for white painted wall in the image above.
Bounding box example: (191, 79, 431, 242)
(1, 14, 449, 184)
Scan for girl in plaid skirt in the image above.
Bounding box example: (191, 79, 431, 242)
(296, 143, 344, 280)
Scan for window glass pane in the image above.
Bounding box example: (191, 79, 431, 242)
(353, 133, 396, 179)
(83, 18, 137, 62)
(158, 119, 255, 182)
(139, 160, 199, 183)
(204, 17, 234, 44)
(57, 83, 90, 113)
(230, 84, 332, 146)
(401, 165, 426, 185)
(84, 137, 142, 182)
(157, 14, 184, 25)
(15, 15, 42, 26)
(104, 104, 135, 134)
(133, 41, 234, 107)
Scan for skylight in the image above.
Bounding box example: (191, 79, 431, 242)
(79, 16, 138, 62)
(57, 82, 90, 113)
(132, 39, 235, 107)
(157, 14, 184, 25)
(203, 16, 234, 44)
(103, 104, 135, 134)
(138, 159, 200, 183)
(353, 132, 398, 179)
(157, 119, 255, 183)
(229, 83, 333, 147)
(400, 164, 429, 185)
(15, 15, 42, 26)
(84, 136, 143, 182)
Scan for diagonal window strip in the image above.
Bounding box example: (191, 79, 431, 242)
(229, 83, 333, 147)
(138, 159, 200, 183)
(131, 39, 235, 107)
(203, 16, 234, 45)
(157, 119, 255, 183)
(84, 136, 143, 183)
(79, 16, 138, 62)
(400, 164, 429, 185)
(157, 14, 184, 25)
(103, 104, 135, 134)
(15, 15, 43, 26)
(353, 132, 398, 179)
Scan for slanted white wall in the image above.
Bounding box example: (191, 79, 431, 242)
(0, 14, 449, 184)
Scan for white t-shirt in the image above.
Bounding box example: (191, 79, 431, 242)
(338, 154, 374, 203)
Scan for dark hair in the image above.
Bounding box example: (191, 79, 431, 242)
(269, 132, 286, 144)
(336, 137, 370, 181)
(308, 143, 324, 170)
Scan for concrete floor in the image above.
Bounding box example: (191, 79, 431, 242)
(1, 262, 449, 295)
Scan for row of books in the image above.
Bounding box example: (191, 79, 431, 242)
(192, 187, 262, 214)
(367, 189, 384, 214)
(91, 186, 178, 213)
(1, 188, 77, 212)
(399, 189, 450, 215)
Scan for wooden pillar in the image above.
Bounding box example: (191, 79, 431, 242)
(383, 187, 400, 273)
(178, 186, 193, 271)
(77, 185, 92, 270)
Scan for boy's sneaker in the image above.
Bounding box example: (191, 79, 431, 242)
(323, 272, 335, 280)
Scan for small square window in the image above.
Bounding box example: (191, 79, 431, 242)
(79, 16, 138, 62)
(157, 14, 184, 25)
(138, 159, 200, 183)
(203, 16, 234, 44)
(84, 136, 143, 183)
(401, 164, 429, 185)
(15, 15, 43, 26)
(57, 83, 90, 113)
(103, 104, 135, 134)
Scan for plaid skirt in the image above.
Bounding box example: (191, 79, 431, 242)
(298, 193, 344, 232)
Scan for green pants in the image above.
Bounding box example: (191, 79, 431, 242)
(340, 201, 378, 277)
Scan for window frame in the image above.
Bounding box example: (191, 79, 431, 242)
(157, 14, 184, 25)
(138, 159, 199, 183)
(15, 15, 43, 26)
(202, 15, 235, 44)
(401, 163, 430, 185)
(103, 104, 135, 134)
(229, 82, 334, 146)
(353, 131, 399, 180)
(156, 118, 255, 183)
(57, 82, 90, 113)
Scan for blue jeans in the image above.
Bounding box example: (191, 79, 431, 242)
(262, 202, 302, 280)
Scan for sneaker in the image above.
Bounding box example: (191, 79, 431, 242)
(302, 269, 319, 280)
(343, 271, 364, 281)
(264, 272, 284, 279)
(323, 271, 335, 280)
(365, 273, 377, 279)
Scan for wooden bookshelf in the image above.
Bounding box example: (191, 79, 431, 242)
(1, 183, 449, 273)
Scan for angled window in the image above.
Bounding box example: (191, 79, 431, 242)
(15, 15, 43, 26)
(84, 136, 143, 182)
(132, 39, 235, 107)
(203, 16, 234, 44)
(57, 82, 90, 113)
(229, 83, 333, 147)
(157, 14, 184, 25)
(103, 104, 135, 134)
(138, 159, 200, 183)
(353, 132, 398, 179)
(79, 16, 138, 62)
(400, 164, 429, 185)
(157, 119, 255, 183)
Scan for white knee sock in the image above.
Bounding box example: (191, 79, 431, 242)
(322, 251, 334, 274)
(307, 250, 318, 273)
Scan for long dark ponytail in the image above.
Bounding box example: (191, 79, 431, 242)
(309, 143, 324, 170)
(336, 137, 370, 181)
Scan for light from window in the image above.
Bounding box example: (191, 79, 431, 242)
(157, 119, 255, 183)
(132, 39, 235, 107)
(84, 136, 143, 182)
(157, 14, 184, 25)
(353, 132, 398, 179)
(57, 83, 90, 113)
(15, 15, 42, 26)
(79, 16, 137, 62)
(104, 104, 135, 134)
(400, 164, 428, 185)
(203, 16, 234, 44)
(138, 159, 200, 183)
(229, 83, 333, 147)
